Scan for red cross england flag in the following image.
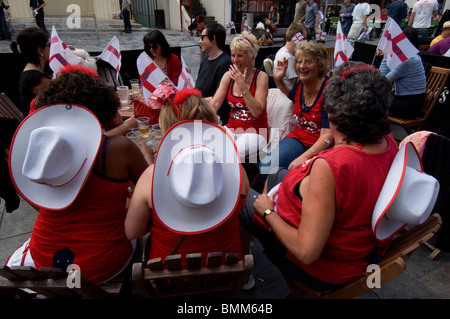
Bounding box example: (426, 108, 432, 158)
(136, 51, 168, 107)
(177, 57, 195, 90)
(378, 17, 419, 70)
(49, 26, 82, 74)
(334, 21, 354, 67)
(292, 32, 304, 44)
(98, 36, 121, 80)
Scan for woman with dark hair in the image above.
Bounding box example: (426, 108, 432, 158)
(6, 67, 153, 285)
(10, 27, 51, 116)
(240, 63, 398, 293)
(268, 6, 280, 32)
(379, 26, 426, 120)
(143, 30, 182, 86)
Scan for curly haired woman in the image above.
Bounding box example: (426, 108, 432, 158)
(240, 63, 398, 292)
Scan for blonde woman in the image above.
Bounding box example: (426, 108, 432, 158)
(125, 83, 249, 265)
(210, 31, 269, 160)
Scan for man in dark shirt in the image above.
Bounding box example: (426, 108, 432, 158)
(196, 23, 231, 124)
(30, 0, 46, 31)
(388, 0, 408, 27)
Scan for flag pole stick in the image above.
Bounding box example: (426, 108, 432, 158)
(371, 19, 389, 65)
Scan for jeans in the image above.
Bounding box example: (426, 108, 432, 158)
(306, 27, 316, 40)
(122, 9, 131, 31)
(415, 28, 429, 39)
(0, 14, 9, 39)
(259, 137, 308, 175)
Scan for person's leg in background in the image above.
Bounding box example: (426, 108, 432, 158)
(259, 137, 308, 175)
(123, 8, 131, 32)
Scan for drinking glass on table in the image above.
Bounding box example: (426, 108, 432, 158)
(130, 79, 140, 97)
(137, 117, 150, 135)
(126, 131, 141, 145)
(132, 127, 151, 141)
(117, 85, 129, 105)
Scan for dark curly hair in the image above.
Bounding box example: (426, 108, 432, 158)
(35, 70, 120, 126)
(323, 63, 392, 145)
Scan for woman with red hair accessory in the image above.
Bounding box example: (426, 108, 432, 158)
(125, 83, 249, 272)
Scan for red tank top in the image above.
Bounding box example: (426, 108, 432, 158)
(286, 78, 329, 147)
(276, 134, 398, 284)
(226, 69, 268, 133)
(149, 197, 245, 267)
(29, 172, 133, 284)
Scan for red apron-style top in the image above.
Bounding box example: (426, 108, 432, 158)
(286, 78, 329, 147)
(276, 134, 398, 284)
(226, 69, 268, 134)
(149, 197, 245, 267)
(29, 172, 133, 284)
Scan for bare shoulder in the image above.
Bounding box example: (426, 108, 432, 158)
(105, 135, 139, 158)
(309, 157, 334, 183)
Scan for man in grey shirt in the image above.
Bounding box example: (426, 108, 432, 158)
(340, 0, 356, 37)
(304, 0, 319, 40)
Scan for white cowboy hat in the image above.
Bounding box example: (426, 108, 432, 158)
(372, 142, 440, 241)
(152, 120, 242, 234)
(9, 104, 102, 211)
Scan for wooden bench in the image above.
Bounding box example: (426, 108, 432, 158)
(283, 214, 442, 299)
(132, 252, 253, 299)
(0, 266, 117, 299)
(0, 93, 23, 121)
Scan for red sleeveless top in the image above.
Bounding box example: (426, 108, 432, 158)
(29, 172, 133, 284)
(148, 197, 245, 267)
(286, 77, 329, 147)
(226, 69, 268, 133)
(276, 134, 398, 284)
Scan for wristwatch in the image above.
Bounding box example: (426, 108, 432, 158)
(264, 209, 275, 220)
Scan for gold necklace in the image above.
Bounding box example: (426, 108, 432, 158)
(301, 79, 320, 110)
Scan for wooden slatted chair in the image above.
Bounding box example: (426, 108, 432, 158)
(132, 252, 254, 299)
(0, 93, 23, 121)
(325, 47, 335, 73)
(0, 266, 115, 299)
(388, 66, 450, 136)
(283, 214, 442, 299)
(96, 59, 124, 88)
